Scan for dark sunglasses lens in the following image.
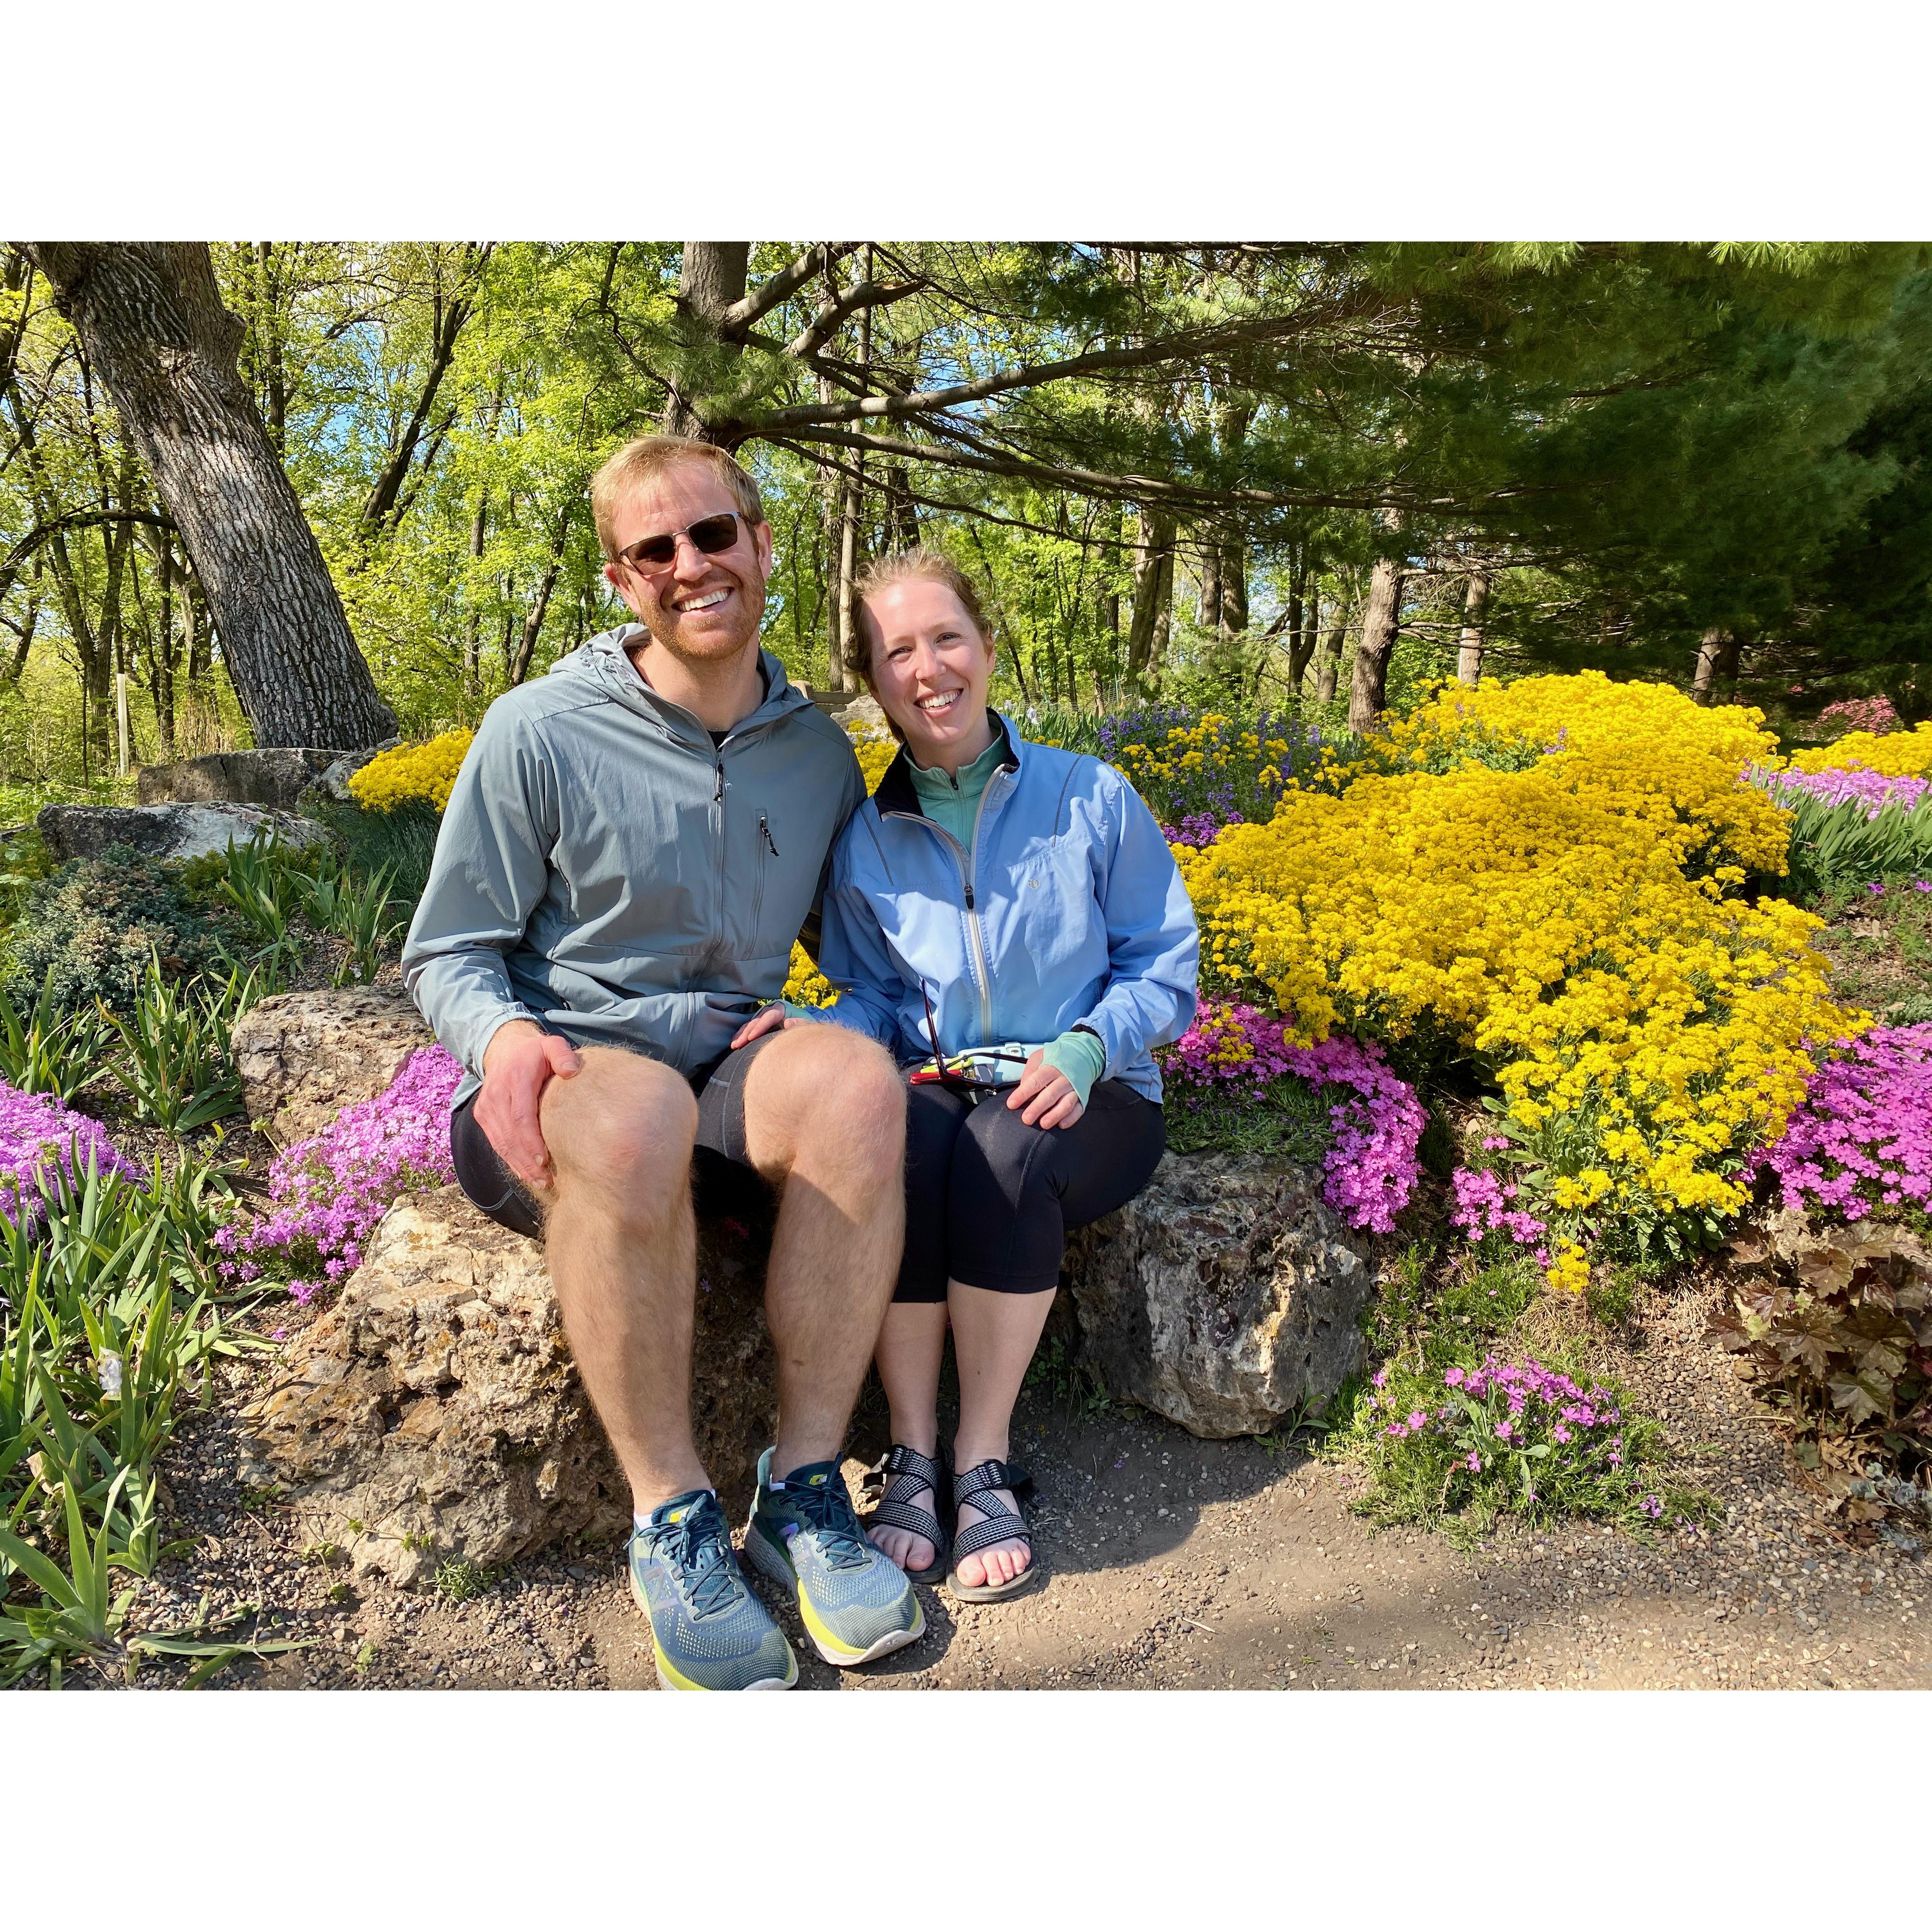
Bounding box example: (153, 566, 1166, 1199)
(627, 535, 677, 567)
(687, 513, 740, 554)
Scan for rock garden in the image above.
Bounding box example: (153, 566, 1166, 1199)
(2, 678, 1929, 1690)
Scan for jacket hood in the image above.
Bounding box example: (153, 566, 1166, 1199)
(556, 624, 812, 745)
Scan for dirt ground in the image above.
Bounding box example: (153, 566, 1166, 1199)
(120, 1266, 1926, 1695)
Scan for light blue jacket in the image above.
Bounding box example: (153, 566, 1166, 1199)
(816, 714, 1199, 1102)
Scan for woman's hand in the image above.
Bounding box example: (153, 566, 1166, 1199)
(730, 1001, 810, 1050)
(1007, 1048, 1084, 1129)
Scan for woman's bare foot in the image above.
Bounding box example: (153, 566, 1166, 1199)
(865, 1476, 939, 1576)
(951, 1482, 1031, 1589)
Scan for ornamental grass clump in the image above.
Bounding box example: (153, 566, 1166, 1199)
(0, 1081, 135, 1228)
(218, 1045, 462, 1302)
(1754, 1023, 1932, 1222)
(1355, 1352, 1677, 1533)
(1158, 999, 1423, 1232)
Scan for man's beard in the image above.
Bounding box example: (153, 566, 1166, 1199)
(641, 580, 764, 666)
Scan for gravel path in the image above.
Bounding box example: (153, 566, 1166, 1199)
(107, 1268, 1924, 1694)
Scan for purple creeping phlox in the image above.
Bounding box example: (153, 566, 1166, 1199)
(1362, 1352, 1643, 1527)
(1160, 998, 1424, 1231)
(1753, 1022, 1932, 1220)
(218, 1045, 463, 1302)
(0, 1080, 136, 1227)
(1449, 1165, 1549, 1262)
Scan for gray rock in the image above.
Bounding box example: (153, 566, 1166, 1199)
(830, 693, 891, 739)
(302, 739, 401, 807)
(37, 802, 329, 865)
(231, 985, 435, 1148)
(1063, 1150, 1376, 1438)
(235, 1186, 778, 1587)
(138, 748, 354, 810)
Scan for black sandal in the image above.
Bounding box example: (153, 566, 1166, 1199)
(946, 1458, 1044, 1602)
(861, 1444, 950, 1586)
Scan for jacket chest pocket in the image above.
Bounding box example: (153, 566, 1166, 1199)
(1007, 841, 1102, 977)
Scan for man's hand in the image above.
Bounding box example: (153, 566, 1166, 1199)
(476, 1021, 581, 1191)
(729, 1002, 813, 1050)
(1007, 1049, 1084, 1130)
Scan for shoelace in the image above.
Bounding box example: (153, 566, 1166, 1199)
(783, 1479, 871, 1570)
(639, 1506, 744, 1618)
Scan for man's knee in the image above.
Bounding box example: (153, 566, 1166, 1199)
(747, 1027, 905, 1174)
(543, 1049, 697, 1212)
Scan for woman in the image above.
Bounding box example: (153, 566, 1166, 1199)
(734, 550, 1197, 1600)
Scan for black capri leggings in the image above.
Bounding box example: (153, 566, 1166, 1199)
(896, 1076, 1166, 1302)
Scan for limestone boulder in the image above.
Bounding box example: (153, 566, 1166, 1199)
(232, 985, 435, 1148)
(138, 748, 351, 810)
(235, 1185, 779, 1587)
(1062, 1150, 1376, 1438)
(37, 801, 328, 866)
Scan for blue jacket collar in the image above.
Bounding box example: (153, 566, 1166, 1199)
(874, 709, 1021, 820)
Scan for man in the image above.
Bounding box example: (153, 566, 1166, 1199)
(402, 435, 920, 1691)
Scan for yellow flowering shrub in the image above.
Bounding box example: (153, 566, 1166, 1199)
(348, 730, 475, 815)
(1176, 743, 1860, 1225)
(777, 723, 897, 1006)
(1380, 671, 1788, 874)
(1787, 723, 1932, 777)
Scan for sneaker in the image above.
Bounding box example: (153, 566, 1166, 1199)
(629, 1488, 798, 1692)
(743, 1448, 925, 1668)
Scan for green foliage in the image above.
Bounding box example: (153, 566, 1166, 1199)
(0, 1150, 284, 1685)
(0, 966, 112, 1104)
(103, 952, 246, 1133)
(432, 1556, 499, 1603)
(1709, 1226, 1932, 1464)
(1778, 794, 1932, 901)
(1162, 1074, 1334, 1162)
(318, 798, 439, 922)
(0, 828, 56, 932)
(5, 845, 230, 1017)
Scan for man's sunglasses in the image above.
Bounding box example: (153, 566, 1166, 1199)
(615, 511, 747, 572)
(909, 980, 1029, 1095)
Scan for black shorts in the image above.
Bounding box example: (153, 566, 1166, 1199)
(449, 1033, 777, 1240)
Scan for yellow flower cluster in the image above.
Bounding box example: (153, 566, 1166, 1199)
(1544, 1242, 1591, 1296)
(1787, 723, 1932, 777)
(1175, 741, 1859, 1222)
(852, 733, 897, 795)
(348, 730, 475, 815)
(782, 942, 837, 1007)
(1381, 671, 1788, 873)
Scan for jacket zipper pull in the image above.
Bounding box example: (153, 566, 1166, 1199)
(760, 814, 779, 857)
(964, 882, 976, 912)
(714, 763, 724, 805)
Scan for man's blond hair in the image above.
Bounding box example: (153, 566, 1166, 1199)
(588, 436, 766, 560)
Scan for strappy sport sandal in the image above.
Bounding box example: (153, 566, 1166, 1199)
(946, 1458, 1044, 1603)
(860, 1444, 950, 1586)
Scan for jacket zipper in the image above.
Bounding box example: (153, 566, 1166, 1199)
(882, 767, 1005, 1050)
(752, 812, 777, 939)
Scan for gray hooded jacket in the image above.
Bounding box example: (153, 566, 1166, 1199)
(402, 625, 866, 1109)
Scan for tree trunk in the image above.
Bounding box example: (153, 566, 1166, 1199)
(661, 243, 751, 443)
(1197, 542, 1222, 631)
(1314, 594, 1350, 703)
(1349, 531, 1405, 734)
(1691, 625, 1739, 700)
(1126, 507, 1174, 686)
(1457, 569, 1490, 686)
(1287, 573, 1318, 694)
(1219, 540, 1248, 634)
(835, 472, 861, 690)
(20, 243, 396, 749)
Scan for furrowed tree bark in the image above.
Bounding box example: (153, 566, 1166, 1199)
(1349, 523, 1406, 734)
(661, 243, 751, 443)
(1127, 506, 1174, 686)
(1457, 569, 1490, 685)
(19, 243, 396, 748)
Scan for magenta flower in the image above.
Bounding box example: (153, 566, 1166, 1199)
(0, 1081, 136, 1227)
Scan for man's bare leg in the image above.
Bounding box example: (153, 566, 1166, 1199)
(740, 1027, 906, 1477)
(538, 1047, 709, 1515)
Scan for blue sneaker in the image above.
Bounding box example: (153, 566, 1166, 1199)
(743, 1449, 925, 1668)
(629, 1489, 797, 1692)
